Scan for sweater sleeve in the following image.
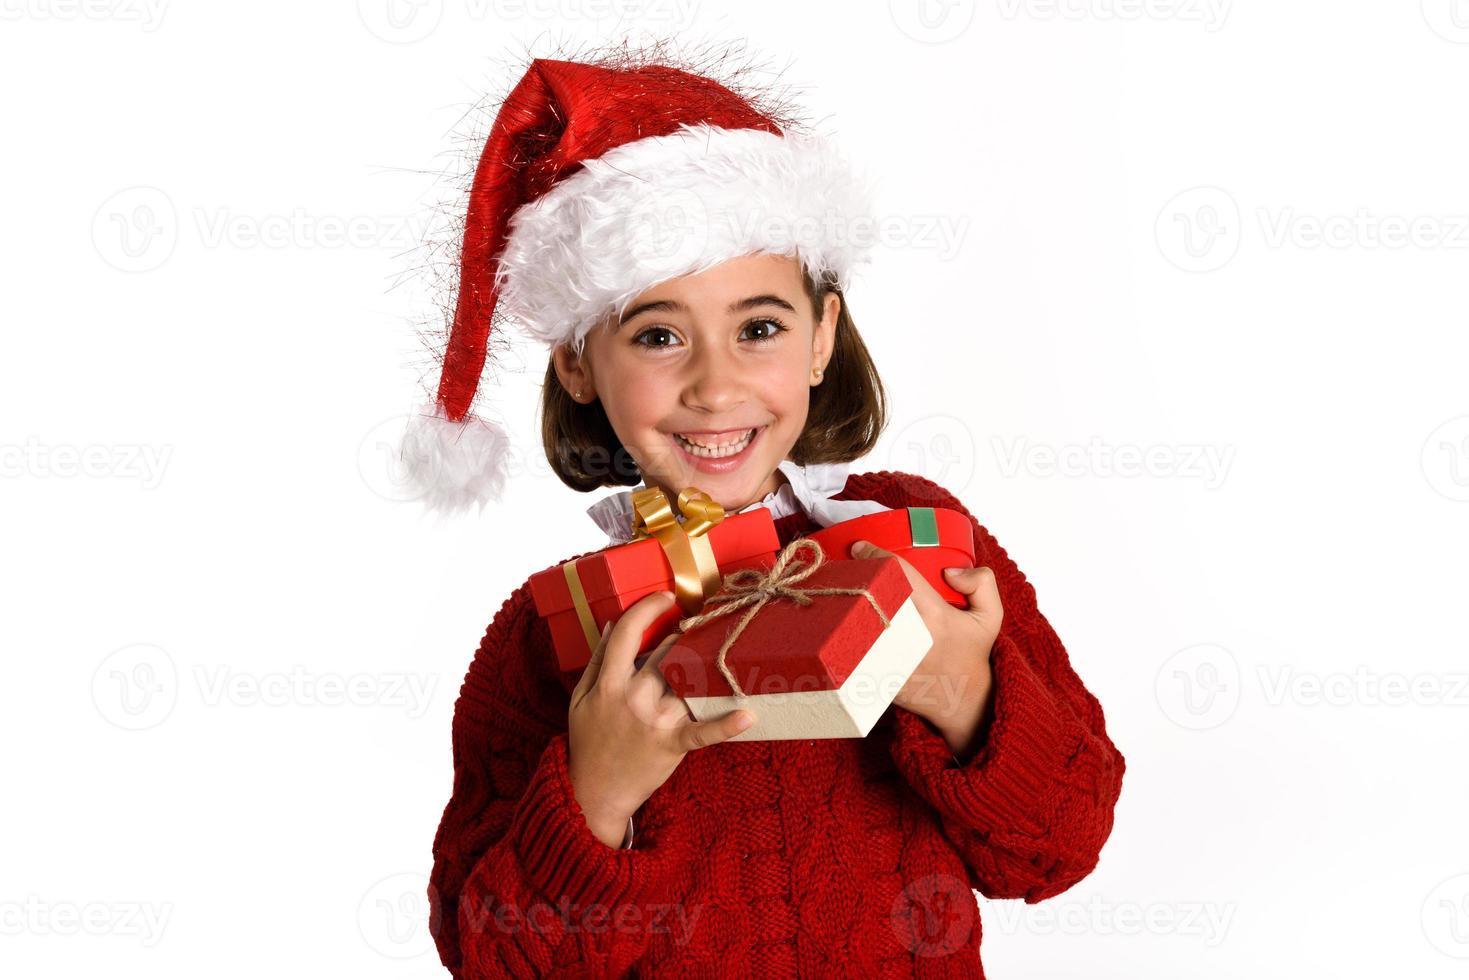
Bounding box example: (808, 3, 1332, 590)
(870, 473, 1127, 904)
(428, 582, 674, 978)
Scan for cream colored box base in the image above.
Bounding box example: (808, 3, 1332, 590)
(680, 596, 933, 742)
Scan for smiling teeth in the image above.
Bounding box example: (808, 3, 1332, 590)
(675, 429, 755, 457)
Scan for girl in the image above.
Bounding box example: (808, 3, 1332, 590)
(411, 46, 1125, 978)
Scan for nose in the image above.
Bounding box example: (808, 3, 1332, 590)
(680, 344, 748, 415)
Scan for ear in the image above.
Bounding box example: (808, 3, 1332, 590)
(812, 291, 840, 373)
(551, 340, 593, 402)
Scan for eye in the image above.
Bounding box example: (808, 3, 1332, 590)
(631, 326, 682, 350)
(741, 317, 789, 345)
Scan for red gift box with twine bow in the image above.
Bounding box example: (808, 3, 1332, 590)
(658, 537, 934, 741)
(530, 486, 779, 672)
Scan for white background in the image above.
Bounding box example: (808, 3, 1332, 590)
(3, 2, 1468, 978)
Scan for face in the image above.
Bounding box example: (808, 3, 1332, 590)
(553, 252, 840, 514)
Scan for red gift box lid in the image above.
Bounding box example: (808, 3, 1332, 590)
(805, 506, 974, 563)
(659, 552, 915, 700)
(529, 507, 779, 617)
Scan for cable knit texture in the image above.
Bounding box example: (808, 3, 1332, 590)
(428, 471, 1126, 978)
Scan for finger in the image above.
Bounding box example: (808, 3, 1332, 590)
(678, 707, 756, 752)
(943, 565, 1003, 623)
(600, 590, 679, 696)
(851, 539, 948, 622)
(572, 619, 614, 699)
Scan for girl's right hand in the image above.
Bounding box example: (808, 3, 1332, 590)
(567, 589, 755, 848)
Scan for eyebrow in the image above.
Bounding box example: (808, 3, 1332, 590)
(618, 294, 798, 328)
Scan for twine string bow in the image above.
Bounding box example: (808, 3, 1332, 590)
(675, 537, 892, 698)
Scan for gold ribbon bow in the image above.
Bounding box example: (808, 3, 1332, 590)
(628, 485, 726, 614)
(675, 537, 892, 698)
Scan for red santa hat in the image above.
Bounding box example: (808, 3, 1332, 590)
(402, 51, 878, 513)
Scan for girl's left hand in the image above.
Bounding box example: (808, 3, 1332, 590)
(850, 539, 1002, 753)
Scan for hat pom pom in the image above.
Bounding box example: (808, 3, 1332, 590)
(400, 404, 512, 514)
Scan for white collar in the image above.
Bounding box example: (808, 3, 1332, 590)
(586, 458, 890, 546)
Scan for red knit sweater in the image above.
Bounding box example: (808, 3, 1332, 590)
(428, 470, 1126, 978)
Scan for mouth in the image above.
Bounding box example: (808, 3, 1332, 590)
(669, 425, 766, 470)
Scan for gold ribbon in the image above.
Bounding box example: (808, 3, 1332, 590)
(559, 486, 729, 661)
(628, 485, 726, 615)
(675, 537, 892, 698)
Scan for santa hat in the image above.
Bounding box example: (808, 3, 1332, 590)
(402, 52, 878, 513)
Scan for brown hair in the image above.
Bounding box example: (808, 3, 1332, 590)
(539, 266, 888, 492)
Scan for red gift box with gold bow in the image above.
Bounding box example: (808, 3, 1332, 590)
(530, 486, 779, 672)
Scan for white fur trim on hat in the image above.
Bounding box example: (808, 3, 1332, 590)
(400, 404, 513, 514)
(493, 122, 878, 354)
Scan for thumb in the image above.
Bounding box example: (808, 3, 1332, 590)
(679, 708, 757, 752)
(943, 565, 1001, 620)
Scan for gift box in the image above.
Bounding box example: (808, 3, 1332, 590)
(659, 538, 934, 741)
(805, 506, 976, 607)
(530, 487, 780, 672)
